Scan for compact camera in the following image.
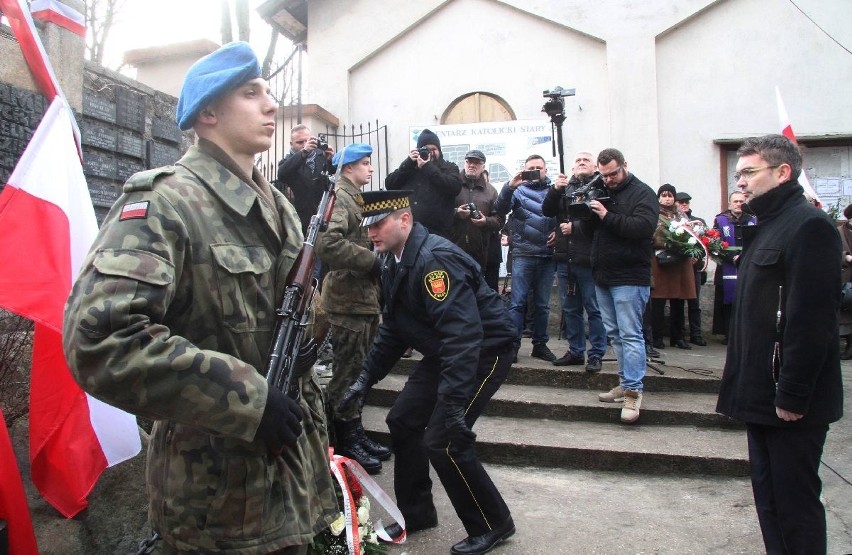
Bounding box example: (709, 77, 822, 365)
(317, 133, 329, 150)
(418, 147, 431, 161)
(520, 169, 541, 181)
(567, 175, 610, 221)
(467, 202, 481, 219)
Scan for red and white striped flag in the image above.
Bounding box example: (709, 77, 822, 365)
(0, 408, 38, 554)
(29, 0, 86, 37)
(775, 85, 819, 202)
(0, 0, 141, 518)
(0, 97, 142, 518)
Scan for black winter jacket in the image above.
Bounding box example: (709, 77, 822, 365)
(716, 180, 843, 426)
(363, 223, 516, 404)
(385, 156, 462, 239)
(578, 173, 658, 286)
(541, 173, 599, 266)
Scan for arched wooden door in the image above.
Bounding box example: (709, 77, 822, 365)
(441, 92, 515, 124)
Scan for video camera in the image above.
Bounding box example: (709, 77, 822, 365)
(566, 175, 610, 221)
(542, 86, 575, 120)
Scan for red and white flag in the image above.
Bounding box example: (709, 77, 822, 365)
(775, 85, 819, 202)
(29, 0, 86, 37)
(0, 408, 38, 555)
(0, 98, 141, 518)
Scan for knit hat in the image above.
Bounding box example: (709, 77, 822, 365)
(657, 183, 677, 197)
(176, 42, 261, 131)
(416, 129, 441, 149)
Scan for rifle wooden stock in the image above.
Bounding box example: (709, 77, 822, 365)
(265, 174, 337, 399)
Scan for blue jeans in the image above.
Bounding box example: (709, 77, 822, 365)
(557, 262, 606, 359)
(508, 256, 555, 345)
(595, 284, 650, 391)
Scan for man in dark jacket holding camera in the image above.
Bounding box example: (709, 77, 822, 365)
(542, 151, 607, 372)
(579, 148, 658, 423)
(717, 134, 842, 554)
(276, 124, 334, 234)
(385, 128, 462, 239)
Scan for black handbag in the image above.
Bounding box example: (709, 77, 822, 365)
(655, 248, 684, 267)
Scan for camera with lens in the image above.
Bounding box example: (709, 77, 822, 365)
(566, 175, 610, 221)
(467, 202, 481, 219)
(317, 133, 329, 150)
(418, 146, 431, 161)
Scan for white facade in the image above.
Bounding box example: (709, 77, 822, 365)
(297, 0, 852, 218)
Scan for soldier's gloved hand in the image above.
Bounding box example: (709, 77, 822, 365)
(256, 386, 304, 453)
(444, 402, 476, 446)
(337, 370, 374, 414)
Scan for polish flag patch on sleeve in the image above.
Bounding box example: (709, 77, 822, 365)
(119, 201, 149, 221)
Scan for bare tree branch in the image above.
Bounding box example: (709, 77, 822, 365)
(220, 0, 233, 44)
(235, 0, 249, 42)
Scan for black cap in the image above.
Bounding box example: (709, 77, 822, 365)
(360, 190, 412, 226)
(675, 192, 692, 202)
(464, 149, 486, 163)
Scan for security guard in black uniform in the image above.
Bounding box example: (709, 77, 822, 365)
(338, 190, 517, 555)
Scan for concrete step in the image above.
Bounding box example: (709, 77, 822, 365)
(362, 404, 750, 476)
(392, 350, 725, 394)
(368, 374, 742, 428)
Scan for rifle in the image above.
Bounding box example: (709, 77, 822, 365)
(265, 148, 345, 399)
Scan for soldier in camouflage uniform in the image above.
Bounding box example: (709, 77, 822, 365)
(315, 144, 391, 475)
(62, 42, 337, 554)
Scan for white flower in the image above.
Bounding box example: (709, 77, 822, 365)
(357, 504, 370, 524)
(674, 227, 686, 236)
(358, 496, 371, 512)
(329, 513, 346, 536)
(687, 236, 697, 245)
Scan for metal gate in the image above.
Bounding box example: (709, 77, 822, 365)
(255, 44, 389, 191)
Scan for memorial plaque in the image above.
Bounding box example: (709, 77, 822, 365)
(83, 151, 116, 180)
(0, 85, 47, 184)
(117, 157, 145, 181)
(152, 118, 181, 144)
(147, 141, 180, 168)
(115, 88, 145, 132)
(83, 94, 116, 124)
(116, 130, 144, 158)
(81, 120, 117, 151)
(87, 181, 122, 208)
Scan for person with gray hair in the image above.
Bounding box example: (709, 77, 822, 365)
(717, 134, 843, 554)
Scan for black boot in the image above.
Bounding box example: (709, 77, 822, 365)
(354, 420, 392, 461)
(841, 335, 852, 360)
(335, 420, 382, 474)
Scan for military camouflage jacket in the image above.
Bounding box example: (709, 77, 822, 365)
(63, 144, 337, 553)
(315, 176, 380, 315)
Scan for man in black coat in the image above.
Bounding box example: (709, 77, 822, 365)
(338, 191, 516, 555)
(716, 134, 843, 554)
(275, 124, 334, 234)
(385, 128, 463, 239)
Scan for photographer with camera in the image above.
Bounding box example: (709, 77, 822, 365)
(577, 148, 658, 423)
(386, 128, 463, 239)
(496, 155, 559, 362)
(541, 151, 607, 372)
(275, 124, 335, 233)
(452, 150, 505, 291)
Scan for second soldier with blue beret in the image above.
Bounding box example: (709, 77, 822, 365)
(316, 143, 392, 473)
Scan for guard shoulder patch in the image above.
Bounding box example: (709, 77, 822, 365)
(123, 167, 176, 192)
(424, 269, 450, 301)
(119, 201, 149, 220)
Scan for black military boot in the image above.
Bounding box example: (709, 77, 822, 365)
(354, 420, 392, 461)
(335, 420, 382, 474)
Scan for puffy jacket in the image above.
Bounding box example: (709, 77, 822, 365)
(495, 178, 556, 257)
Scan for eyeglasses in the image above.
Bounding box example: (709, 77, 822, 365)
(600, 166, 623, 179)
(734, 165, 780, 182)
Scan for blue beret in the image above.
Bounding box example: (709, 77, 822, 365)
(332, 143, 373, 167)
(175, 42, 261, 130)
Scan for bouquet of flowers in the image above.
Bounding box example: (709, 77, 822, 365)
(659, 217, 705, 259)
(698, 227, 741, 262)
(309, 454, 389, 555)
